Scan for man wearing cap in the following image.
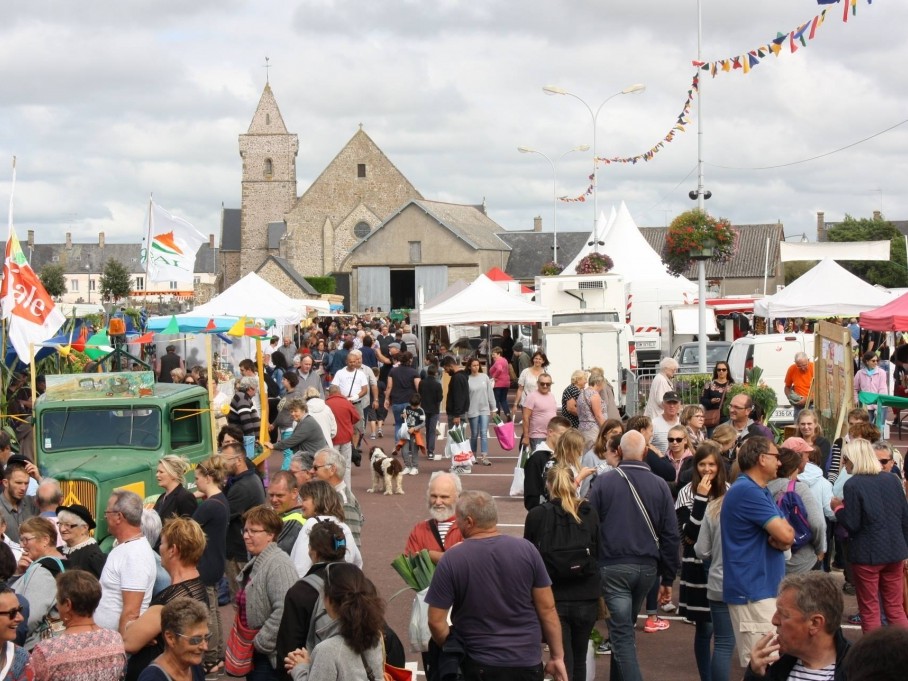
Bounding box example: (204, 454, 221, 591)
(651, 391, 682, 454)
(229, 376, 261, 459)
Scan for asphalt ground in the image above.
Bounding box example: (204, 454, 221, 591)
(234, 409, 870, 680)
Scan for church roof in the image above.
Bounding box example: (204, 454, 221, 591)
(256, 255, 319, 295)
(246, 83, 289, 134)
(409, 200, 512, 251)
(221, 208, 242, 252)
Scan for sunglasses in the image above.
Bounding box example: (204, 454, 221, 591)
(716, 368, 728, 372)
(538, 382, 552, 387)
(878, 458, 892, 465)
(667, 437, 685, 443)
(175, 631, 212, 646)
(0, 606, 24, 619)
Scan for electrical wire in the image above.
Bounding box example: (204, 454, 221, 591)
(705, 117, 908, 170)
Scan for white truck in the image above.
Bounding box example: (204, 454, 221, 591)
(659, 304, 720, 361)
(541, 322, 635, 415)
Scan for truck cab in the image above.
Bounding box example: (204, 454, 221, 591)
(35, 372, 214, 548)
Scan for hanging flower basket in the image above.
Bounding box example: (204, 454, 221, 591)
(662, 209, 737, 277)
(540, 261, 564, 276)
(575, 252, 614, 275)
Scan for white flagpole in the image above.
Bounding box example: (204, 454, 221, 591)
(144, 195, 153, 296)
(7, 156, 15, 236)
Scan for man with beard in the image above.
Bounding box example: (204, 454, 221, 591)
(405, 472, 464, 562)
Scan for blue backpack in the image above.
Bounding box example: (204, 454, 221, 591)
(776, 480, 813, 552)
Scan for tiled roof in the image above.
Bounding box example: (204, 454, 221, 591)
(221, 208, 242, 251)
(257, 256, 319, 295)
(2, 241, 217, 275)
(410, 200, 512, 251)
(501, 223, 784, 280)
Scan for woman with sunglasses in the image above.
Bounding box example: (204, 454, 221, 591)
(700, 362, 734, 433)
(284, 563, 385, 681)
(123, 518, 209, 681)
(0, 586, 31, 681)
(853, 351, 888, 423)
(30, 570, 126, 681)
(137, 597, 210, 681)
(191, 455, 230, 675)
(665, 426, 694, 482)
(12, 516, 67, 650)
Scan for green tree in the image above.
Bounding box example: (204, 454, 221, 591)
(99, 259, 132, 303)
(783, 260, 818, 286)
(826, 215, 908, 288)
(39, 264, 67, 298)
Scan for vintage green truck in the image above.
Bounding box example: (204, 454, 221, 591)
(34, 371, 216, 548)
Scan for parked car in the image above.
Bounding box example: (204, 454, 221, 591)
(672, 341, 732, 375)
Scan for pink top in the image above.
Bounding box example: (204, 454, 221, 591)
(524, 390, 557, 439)
(488, 356, 511, 389)
(853, 367, 888, 403)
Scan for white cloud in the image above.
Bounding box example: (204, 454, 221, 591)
(0, 0, 904, 255)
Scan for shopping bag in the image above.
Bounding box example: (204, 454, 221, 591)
(397, 423, 410, 440)
(509, 466, 525, 496)
(408, 587, 432, 653)
(494, 420, 516, 451)
(448, 424, 473, 473)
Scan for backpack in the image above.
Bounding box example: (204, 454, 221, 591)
(535, 502, 598, 581)
(302, 571, 339, 652)
(776, 480, 813, 552)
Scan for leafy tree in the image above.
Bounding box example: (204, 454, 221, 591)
(826, 215, 908, 288)
(783, 260, 817, 286)
(99, 259, 132, 303)
(39, 264, 67, 298)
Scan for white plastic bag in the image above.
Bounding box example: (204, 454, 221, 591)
(408, 587, 432, 653)
(509, 466, 525, 496)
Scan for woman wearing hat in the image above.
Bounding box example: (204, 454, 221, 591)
(57, 504, 106, 578)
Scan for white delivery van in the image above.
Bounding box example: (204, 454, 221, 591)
(726, 333, 815, 424)
(541, 322, 635, 414)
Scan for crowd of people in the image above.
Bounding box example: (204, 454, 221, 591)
(2, 313, 908, 681)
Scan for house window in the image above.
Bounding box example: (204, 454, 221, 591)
(264, 158, 273, 179)
(89, 279, 96, 292)
(170, 281, 178, 290)
(353, 222, 371, 239)
(70, 279, 79, 292)
(135, 276, 144, 291)
(357, 163, 366, 178)
(194, 276, 201, 286)
(409, 241, 422, 264)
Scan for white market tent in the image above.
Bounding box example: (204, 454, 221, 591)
(414, 274, 552, 326)
(754, 257, 893, 319)
(562, 206, 616, 274)
(561, 201, 697, 292)
(189, 272, 327, 324)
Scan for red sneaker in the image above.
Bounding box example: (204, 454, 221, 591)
(643, 616, 671, 633)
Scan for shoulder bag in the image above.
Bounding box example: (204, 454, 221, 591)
(614, 467, 660, 551)
(361, 635, 413, 681)
(703, 384, 726, 428)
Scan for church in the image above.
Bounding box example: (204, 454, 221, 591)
(219, 83, 512, 312)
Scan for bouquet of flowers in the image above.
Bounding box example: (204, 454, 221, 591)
(663, 209, 737, 277)
(575, 252, 614, 275)
(540, 261, 563, 276)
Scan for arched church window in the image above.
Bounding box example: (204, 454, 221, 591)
(264, 158, 273, 179)
(353, 222, 371, 239)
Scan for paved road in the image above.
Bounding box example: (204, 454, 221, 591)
(268, 418, 865, 679)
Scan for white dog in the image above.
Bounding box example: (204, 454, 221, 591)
(366, 446, 405, 495)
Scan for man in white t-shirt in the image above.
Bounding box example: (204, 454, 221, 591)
(94, 489, 156, 634)
(331, 350, 372, 446)
(651, 391, 682, 454)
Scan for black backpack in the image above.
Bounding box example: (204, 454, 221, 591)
(535, 502, 598, 581)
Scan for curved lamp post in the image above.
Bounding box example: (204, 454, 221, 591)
(542, 83, 645, 250)
(517, 144, 589, 265)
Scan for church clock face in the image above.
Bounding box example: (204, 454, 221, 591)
(353, 221, 371, 239)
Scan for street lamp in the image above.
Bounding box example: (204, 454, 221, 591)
(517, 144, 590, 265)
(542, 83, 645, 249)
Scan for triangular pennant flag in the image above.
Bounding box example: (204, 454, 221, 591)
(732, 57, 742, 69)
(748, 53, 760, 68)
(72, 325, 89, 353)
(770, 42, 782, 56)
(205, 318, 217, 332)
(244, 327, 268, 337)
(84, 330, 113, 360)
(692, 60, 705, 67)
(790, 33, 799, 53)
(809, 15, 820, 39)
(742, 55, 750, 74)
(227, 316, 248, 337)
(773, 32, 787, 46)
(721, 60, 731, 72)
(710, 63, 718, 77)
(757, 48, 766, 58)
(162, 315, 180, 335)
(701, 63, 709, 71)
(133, 331, 154, 344)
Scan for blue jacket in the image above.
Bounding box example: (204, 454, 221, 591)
(835, 472, 908, 565)
(588, 460, 681, 585)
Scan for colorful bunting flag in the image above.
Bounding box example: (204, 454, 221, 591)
(162, 315, 180, 335)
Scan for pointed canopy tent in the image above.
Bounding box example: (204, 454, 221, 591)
(413, 274, 551, 326)
(421, 279, 469, 310)
(859, 291, 908, 331)
(190, 272, 314, 325)
(754, 258, 893, 319)
(562, 207, 615, 274)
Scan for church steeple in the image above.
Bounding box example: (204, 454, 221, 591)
(247, 83, 289, 134)
(238, 82, 298, 277)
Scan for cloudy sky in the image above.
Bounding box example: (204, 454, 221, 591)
(1, 0, 905, 250)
